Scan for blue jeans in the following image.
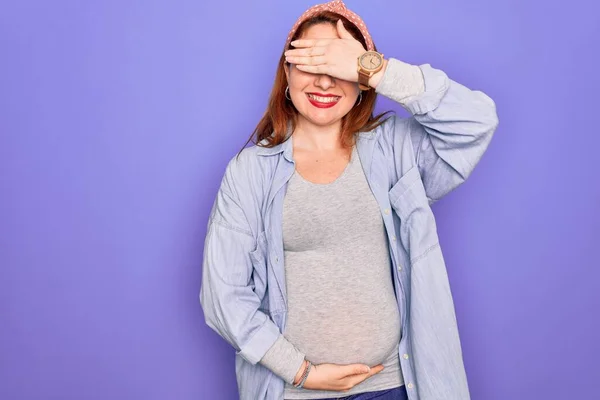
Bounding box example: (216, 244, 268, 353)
(315, 385, 408, 400)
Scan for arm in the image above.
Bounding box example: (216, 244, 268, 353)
(200, 158, 309, 384)
(284, 23, 497, 202)
(199, 160, 281, 365)
(259, 334, 307, 385)
(373, 58, 499, 205)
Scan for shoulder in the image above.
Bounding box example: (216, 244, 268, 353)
(213, 143, 270, 236)
(220, 142, 272, 209)
(225, 143, 261, 176)
(222, 143, 264, 187)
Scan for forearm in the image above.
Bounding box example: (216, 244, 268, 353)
(370, 57, 425, 102)
(258, 334, 307, 385)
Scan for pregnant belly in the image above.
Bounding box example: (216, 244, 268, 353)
(283, 294, 402, 366)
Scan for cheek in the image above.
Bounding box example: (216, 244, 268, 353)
(340, 97, 357, 113)
(341, 82, 360, 98)
(288, 68, 312, 90)
(342, 88, 360, 107)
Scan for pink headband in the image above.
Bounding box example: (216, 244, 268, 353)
(285, 0, 375, 51)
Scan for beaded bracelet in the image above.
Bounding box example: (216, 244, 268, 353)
(293, 360, 312, 389)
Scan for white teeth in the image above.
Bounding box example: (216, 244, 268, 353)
(307, 93, 340, 103)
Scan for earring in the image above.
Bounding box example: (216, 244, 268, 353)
(285, 86, 291, 100)
(356, 91, 363, 106)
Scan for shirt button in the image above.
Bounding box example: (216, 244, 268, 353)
(403, 353, 409, 359)
(392, 235, 397, 241)
(407, 383, 414, 389)
(275, 256, 279, 263)
(384, 208, 390, 215)
(398, 265, 402, 271)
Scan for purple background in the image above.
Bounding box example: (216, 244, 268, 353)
(1, 0, 599, 399)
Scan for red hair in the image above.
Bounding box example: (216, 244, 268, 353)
(239, 11, 392, 155)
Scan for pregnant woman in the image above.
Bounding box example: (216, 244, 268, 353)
(200, 1, 499, 399)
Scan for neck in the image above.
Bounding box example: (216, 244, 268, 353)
(293, 116, 344, 152)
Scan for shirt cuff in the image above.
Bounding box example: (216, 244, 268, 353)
(233, 312, 282, 364)
(258, 334, 306, 385)
(375, 57, 425, 104)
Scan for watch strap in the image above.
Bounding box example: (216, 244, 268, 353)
(358, 70, 371, 91)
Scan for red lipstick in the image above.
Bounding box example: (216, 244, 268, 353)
(306, 92, 341, 109)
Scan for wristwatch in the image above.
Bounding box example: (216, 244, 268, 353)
(357, 51, 384, 90)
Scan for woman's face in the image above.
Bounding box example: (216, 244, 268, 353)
(285, 22, 360, 129)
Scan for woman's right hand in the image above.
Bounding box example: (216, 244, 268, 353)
(295, 360, 385, 392)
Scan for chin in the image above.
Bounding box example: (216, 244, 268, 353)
(306, 114, 342, 126)
(303, 108, 350, 126)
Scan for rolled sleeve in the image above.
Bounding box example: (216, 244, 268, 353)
(375, 58, 426, 106)
(259, 334, 306, 384)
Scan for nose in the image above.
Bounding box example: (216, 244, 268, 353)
(314, 73, 336, 90)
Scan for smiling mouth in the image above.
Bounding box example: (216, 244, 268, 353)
(306, 93, 341, 108)
(306, 93, 341, 102)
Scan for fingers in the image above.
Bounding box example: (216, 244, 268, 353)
(342, 363, 381, 377)
(290, 38, 333, 48)
(294, 64, 331, 75)
(343, 364, 385, 388)
(336, 19, 354, 40)
(285, 47, 328, 72)
(286, 55, 327, 66)
(368, 364, 385, 375)
(285, 46, 326, 57)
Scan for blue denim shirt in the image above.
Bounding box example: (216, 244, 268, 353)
(200, 60, 499, 400)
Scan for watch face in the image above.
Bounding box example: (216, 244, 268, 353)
(360, 52, 382, 71)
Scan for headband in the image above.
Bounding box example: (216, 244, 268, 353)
(284, 0, 375, 51)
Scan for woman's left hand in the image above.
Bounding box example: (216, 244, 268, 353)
(284, 19, 366, 82)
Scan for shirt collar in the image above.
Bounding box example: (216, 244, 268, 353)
(255, 124, 294, 161)
(256, 124, 376, 159)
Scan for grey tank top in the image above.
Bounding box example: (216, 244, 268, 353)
(280, 144, 405, 399)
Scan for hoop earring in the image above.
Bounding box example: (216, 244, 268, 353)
(355, 91, 363, 106)
(285, 86, 291, 101)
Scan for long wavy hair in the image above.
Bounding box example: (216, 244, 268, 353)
(238, 11, 392, 157)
